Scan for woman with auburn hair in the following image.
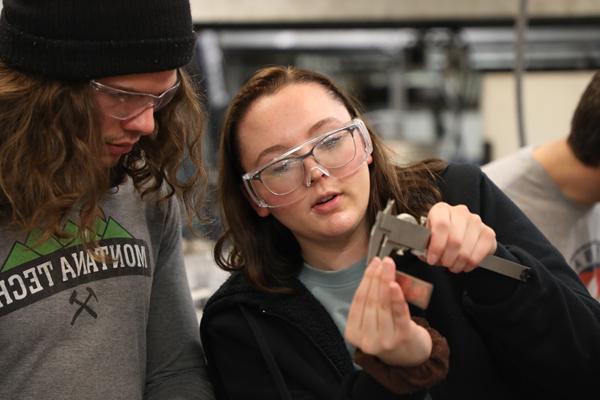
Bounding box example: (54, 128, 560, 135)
(200, 65, 599, 399)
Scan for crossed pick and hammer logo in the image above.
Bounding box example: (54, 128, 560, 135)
(69, 287, 98, 326)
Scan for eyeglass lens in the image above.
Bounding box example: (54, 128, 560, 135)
(261, 129, 357, 195)
(93, 81, 179, 120)
(248, 124, 369, 207)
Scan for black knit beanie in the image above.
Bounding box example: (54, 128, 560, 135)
(0, 0, 196, 81)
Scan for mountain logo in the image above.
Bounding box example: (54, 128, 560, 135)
(0, 214, 150, 318)
(1, 215, 133, 273)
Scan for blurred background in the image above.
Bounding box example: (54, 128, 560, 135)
(180, 0, 600, 316)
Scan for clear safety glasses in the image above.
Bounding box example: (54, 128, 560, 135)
(242, 118, 373, 208)
(90, 74, 180, 120)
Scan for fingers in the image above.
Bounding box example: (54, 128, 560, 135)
(389, 279, 410, 331)
(347, 257, 434, 365)
(345, 257, 380, 345)
(377, 258, 398, 337)
(466, 224, 497, 272)
(426, 202, 497, 274)
(362, 259, 383, 342)
(346, 256, 413, 356)
(438, 205, 469, 269)
(450, 214, 480, 272)
(425, 202, 454, 266)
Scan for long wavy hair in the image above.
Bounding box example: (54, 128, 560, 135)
(215, 65, 446, 292)
(0, 62, 206, 245)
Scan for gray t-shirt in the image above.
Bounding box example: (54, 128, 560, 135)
(299, 258, 366, 356)
(0, 179, 214, 400)
(483, 147, 600, 301)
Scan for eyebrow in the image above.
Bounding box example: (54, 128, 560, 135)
(254, 117, 342, 166)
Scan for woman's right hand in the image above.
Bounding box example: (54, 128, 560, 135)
(344, 257, 432, 366)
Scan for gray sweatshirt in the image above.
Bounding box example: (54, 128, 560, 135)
(483, 147, 600, 301)
(0, 179, 214, 400)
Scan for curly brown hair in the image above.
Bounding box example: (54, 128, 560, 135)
(0, 62, 206, 246)
(215, 65, 446, 292)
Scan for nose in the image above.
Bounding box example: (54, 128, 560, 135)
(303, 157, 330, 187)
(120, 107, 156, 136)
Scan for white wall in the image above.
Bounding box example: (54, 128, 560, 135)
(481, 71, 594, 160)
(190, 0, 600, 24)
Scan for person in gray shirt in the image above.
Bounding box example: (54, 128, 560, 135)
(483, 71, 600, 302)
(0, 0, 215, 399)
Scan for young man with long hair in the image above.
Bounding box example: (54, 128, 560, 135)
(0, 1, 214, 399)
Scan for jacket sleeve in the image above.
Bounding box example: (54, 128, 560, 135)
(201, 305, 429, 400)
(353, 317, 449, 395)
(144, 196, 215, 400)
(440, 163, 600, 397)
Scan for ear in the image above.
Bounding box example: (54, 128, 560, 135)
(367, 153, 373, 165)
(254, 203, 270, 218)
(243, 188, 270, 217)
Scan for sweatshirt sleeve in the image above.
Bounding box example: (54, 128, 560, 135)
(353, 317, 449, 394)
(144, 196, 215, 400)
(439, 163, 600, 397)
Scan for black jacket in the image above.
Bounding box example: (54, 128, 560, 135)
(201, 163, 600, 399)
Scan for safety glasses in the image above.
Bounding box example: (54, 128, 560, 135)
(90, 74, 180, 120)
(242, 118, 373, 208)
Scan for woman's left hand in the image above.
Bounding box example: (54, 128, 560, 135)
(423, 202, 497, 274)
(345, 257, 432, 367)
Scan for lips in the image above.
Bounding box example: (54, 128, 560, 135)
(106, 142, 136, 156)
(312, 192, 339, 207)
